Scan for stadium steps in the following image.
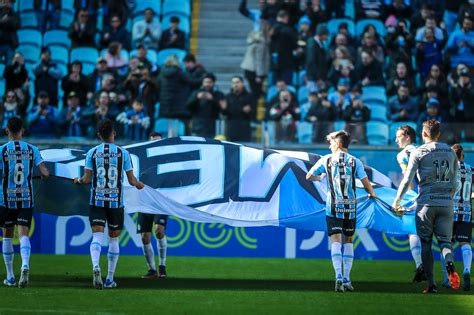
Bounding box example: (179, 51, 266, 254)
(197, 0, 257, 92)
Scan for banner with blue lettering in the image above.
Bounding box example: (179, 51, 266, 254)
(34, 136, 417, 235)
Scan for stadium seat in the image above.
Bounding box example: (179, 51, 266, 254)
(61, 0, 75, 14)
(70, 47, 99, 65)
(43, 30, 71, 48)
(16, 45, 40, 64)
(154, 118, 169, 135)
(25, 63, 35, 80)
(298, 70, 307, 86)
(0, 80, 4, 94)
(356, 19, 387, 39)
(369, 105, 387, 122)
(157, 48, 187, 67)
(59, 10, 75, 29)
(297, 121, 313, 144)
(19, 0, 34, 12)
(162, 0, 191, 17)
(366, 121, 389, 145)
(334, 120, 345, 131)
(161, 14, 191, 35)
(362, 86, 387, 105)
(0, 64, 4, 77)
(344, 0, 355, 19)
(389, 122, 417, 145)
(50, 46, 69, 66)
(298, 86, 309, 104)
(130, 49, 158, 65)
(327, 18, 355, 37)
(17, 29, 42, 48)
(20, 12, 38, 28)
(56, 63, 68, 77)
(100, 49, 130, 63)
(132, 0, 162, 17)
(81, 63, 96, 76)
(266, 85, 297, 102)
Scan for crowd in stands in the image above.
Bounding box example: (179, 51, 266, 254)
(0, 0, 473, 145)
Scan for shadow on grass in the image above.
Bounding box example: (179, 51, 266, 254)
(28, 274, 471, 295)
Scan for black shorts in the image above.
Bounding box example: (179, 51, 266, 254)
(89, 205, 124, 231)
(137, 213, 168, 233)
(326, 216, 356, 237)
(0, 206, 33, 228)
(452, 221, 472, 243)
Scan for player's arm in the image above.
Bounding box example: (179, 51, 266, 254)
(450, 157, 459, 197)
(393, 154, 419, 208)
(74, 169, 92, 185)
(361, 177, 376, 198)
(126, 170, 145, 190)
(35, 148, 49, 179)
(356, 160, 376, 198)
(306, 159, 325, 181)
(38, 162, 49, 179)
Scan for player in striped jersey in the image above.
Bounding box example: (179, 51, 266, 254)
(0, 117, 49, 288)
(395, 125, 425, 283)
(306, 131, 376, 292)
(74, 119, 144, 289)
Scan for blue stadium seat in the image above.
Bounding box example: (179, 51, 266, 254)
(298, 86, 309, 104)
(43, 30, 71, 48)
(356, 19, 387, 39)
(344, 0, 355, 19)
(297, 121, 313, 144)
(19, 0, 34, 12)
(327, 18, 355, 37)
(0, 80, 4, 94)
(266, 85, 297, 102)
(25, 63, 35, 80)
(61, 0, 75, 14)
(132, 0, 162, 17)
(366, 121, 389, 145)
(369, 105, 387, 122)
(157, 48, 187, 67)
(81, 63, 96, 76)
(362, 86, 387, 105)
(389, 122, 417, 145)
(50, 46, 69, 65)
(17, 29, 42, 47)
(59, 10, 75, 29)
(16, 45, 40, 64)
(56, 63, 68, 77)
(162, 0, 191, 17)
(130, 49, 158, 65)
(298, 70, 307, 86)
(100, 49, 130, 63)
(334, 120, 346, 131)
(70, 47, 99, 64)
(20, 12, 38, 28)
(0, 64, 4, 77)
(161, 14, 191, 35)
(154, 118, 169, 135)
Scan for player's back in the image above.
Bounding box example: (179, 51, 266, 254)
(453, 161, 473, 222)
(0, 140, 42, 209)
(412, 142, 457, 207)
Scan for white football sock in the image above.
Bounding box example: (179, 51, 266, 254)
(462, 244, 472, 274)
(158, 236, 167, 267)
(19, 236, 30, 270)
(142, 243, 156, 271)
(107, 237, 120, 282)
(343, 243, 354, 281)
(409, 234, 422, 268)
(331, 242, 343, 279)
(2, 238, 14, 279)
(90, 232, 103, 270)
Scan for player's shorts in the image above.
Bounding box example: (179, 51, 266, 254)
(452, 221, 472, 243)
(0, 206, 33, 228)
(89, 205, 124, 231)
(326, 216, 356, 237)
(415, 205, 453, 243)
(137, 213, 168, 233)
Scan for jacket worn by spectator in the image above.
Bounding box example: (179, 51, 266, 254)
(160, 28, 186, 50)
(132, 18, 161, 50)
(157, 65, 192, 119)
(355, 59, 384, 87)
(58, 106, 87, 137)
(187, 88, 225, 138)
(100, 25, 130, 50)
(225, 88, 253, 142)
(61, 72, 89, 105)
(4, 62, 28, 91)
(0, 5, 19, 48)
(27, 104, 58, 136)
(270, 21, 298, 72)
(450, 79, 474, 120)
(68, 18, 97, 48)
(34, 61, 63, 106)
(388, 94, 418, 122)
(306, 36, 329, 82)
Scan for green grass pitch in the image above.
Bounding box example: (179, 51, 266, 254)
(0, 255, 472, 314)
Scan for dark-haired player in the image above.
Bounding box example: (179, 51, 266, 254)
(74, 119, 144, 289)
(306, 130, 376, 292)
(0, 117, 49, 288)
(137, 132, 168, 278)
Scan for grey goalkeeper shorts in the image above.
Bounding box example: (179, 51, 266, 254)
(415, 205, 454, 243)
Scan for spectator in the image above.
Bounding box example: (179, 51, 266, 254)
(386, 61, 416, 96)
(266, 78, 297, 112)
(449, 67, 474, 140)
(304, 89, 337, 143)
(184, 53, 207, 91)
(269, 90, 300, 143)
(35, 0, 60, 33)
(343, 94, 371, 144)
(386, 20, 414, 74)
(419, 85, 448, 113)
(3, 53, 29, 111)
(415, 16, 445, 43)
(388, 84, 418, 121)
(104, 0, 129, 26)
(328, 62, 356, 88)
(459, 1, 474, 23)
(361, 24, 385, 48)
(355, 0, 384, 20)
(160, 16, 186, 50)
(74, 0, 100, 27)
(306, 25, 329, 91)
(100, 15, 130, 50)
(304, 0, 327, 34)
(416, 26, 443, 78)
(423, 64, 449, 98)
(61, 61, 89, 106)
(132, 8, 161, 50)
(446, 16, 474, 68)
(280, 0, 303, 27)
(58, 92, 87, 137)
(444, 0, 465, 33)
(187, 73, 226, 138)
(157, 55, 192, 120)
(0, 90, 21, 130)
(0, 0, 19, 65)
(270, 10, 298, 84)
(136, 44, 158, 74)
(83, 92, 115, 137)
(104, 42, 127, 74)
(326, 0, 346, 19)
(27, 91, 58, 137)
(410, 4, 435, 35)
(98, 74, 127, 111)
(87, 58, 113, 99)
(69, 9, 97, 48)
(417, 97, 444, 134)
(135, 67, 158, 126)
(384, 0, 411, 21)
(117, 99, 150, 141)
(295, 16, 312, 70)
(328, 78, 352, 113)
(329, 25, 356, 51)
(355, 50, 384, 87)
(225, 76, 253, 142)
(238, 0, 265, 32)
(357, 32, 384, 65)
(241, 21, 270, 117)
(34, 47, 63, 106)
(261, 0, 280, 25)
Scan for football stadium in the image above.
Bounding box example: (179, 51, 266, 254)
(0, 0, 473, 314)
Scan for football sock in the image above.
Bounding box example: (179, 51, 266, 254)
(462, 244, 472, 274)
(107, 237, 120, 282)
(2, 238, 14, 279)
(19, 236, 30, 270)
(331, 242, 343, 278)
(142, 243, 156, 271)
(440, 253, 449, 283)
(343, 243, 354, 281)
(90, 232, 103, 270)
(158, 236, 167, 266)
(409, 234, 422, 268)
